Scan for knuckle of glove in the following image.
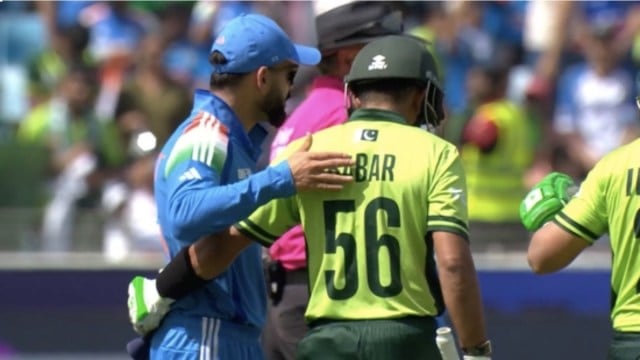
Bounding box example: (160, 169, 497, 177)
(520, 183, 565, 232)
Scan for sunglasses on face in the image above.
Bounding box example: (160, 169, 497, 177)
(269, 65, 298, 85)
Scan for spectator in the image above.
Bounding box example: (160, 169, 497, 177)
(116, 34, 192, 148)
(27, 24, 93, 105)
(102, 109, 163, 262)
(79, 1, 157, 119)
(455, 63, 536, 251)
(554, 22, 640, 178)
(436, 1, 495, 117)
(17, 65, 124, 251)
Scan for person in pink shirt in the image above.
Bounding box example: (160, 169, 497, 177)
(262, 2, 403, 360)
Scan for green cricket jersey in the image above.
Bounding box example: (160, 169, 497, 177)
(235, 109, 469, 322)
(554, 138, 640, 332)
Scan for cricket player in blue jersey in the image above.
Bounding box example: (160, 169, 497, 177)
(127, 13, 354, 360)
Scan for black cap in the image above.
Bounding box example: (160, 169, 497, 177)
(345, 34, 445, 127)
(345, 35, 440, 89)
(315, 1, 403, 54)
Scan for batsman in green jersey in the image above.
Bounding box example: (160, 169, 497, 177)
(128, 35, 492, 359)
(238, 35, 491, 360)
(521, 137, 640, 358)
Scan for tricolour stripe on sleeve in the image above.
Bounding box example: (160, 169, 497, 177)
(165, 111, 229, 177)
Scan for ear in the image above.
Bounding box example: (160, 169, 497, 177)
(349, 92, 361, 109)
(255, 66, 270, 93)
(413, 88, 426, 110)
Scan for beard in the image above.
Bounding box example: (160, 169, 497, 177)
(261, 90, 288, 128)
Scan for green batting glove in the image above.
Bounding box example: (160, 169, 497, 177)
(127, 276, 174, 335)
(520, 172, 577, 232)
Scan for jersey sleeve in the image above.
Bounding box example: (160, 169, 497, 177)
(163, 112, 296, 243)
(553, 161, 608, 243)
(427, 145, 469, 240)
(234, 197, 299, 247)
(234, 140, 302, 247)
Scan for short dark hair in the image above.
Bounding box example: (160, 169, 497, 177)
(350, 78, 425, 104)
(208, 51, 248, 90)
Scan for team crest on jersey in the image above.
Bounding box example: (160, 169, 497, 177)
(164, 111, 229, 177)
(355, 129, 378, 142)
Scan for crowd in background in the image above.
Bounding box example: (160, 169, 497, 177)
(0, 0, 639, 259)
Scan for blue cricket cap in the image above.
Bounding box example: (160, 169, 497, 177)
(210, 13, 321, 74)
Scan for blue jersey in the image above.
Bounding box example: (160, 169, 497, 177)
(154, 89, 295, 328)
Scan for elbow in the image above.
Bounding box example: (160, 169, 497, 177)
(166, 200, 197, 240)
(527, 254, 551, 274)
(167, 215, 190, 241)
(437, 254, 473, 276)
(527, 246, 559, 274)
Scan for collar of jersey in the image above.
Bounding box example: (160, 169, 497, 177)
(193, 89, 267, 160)
(346, 108, 407, 124)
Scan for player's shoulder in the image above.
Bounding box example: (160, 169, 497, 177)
(408, 127, 459, 155)
(596, 138, 640, 172)
(163, 110, 231, 176)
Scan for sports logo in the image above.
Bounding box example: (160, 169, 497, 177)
(368, 55, 387, 71)
(178, 167, 202, 182)
(448, 187, 466, 205)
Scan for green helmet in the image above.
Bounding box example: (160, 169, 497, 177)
(345, 35, 444, 127)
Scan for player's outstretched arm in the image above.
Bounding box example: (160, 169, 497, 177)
(433, 231, 492, 359)
(181, 227, 251, 282)
(165, 133, 352, 242)
(127, 228, 251, 335)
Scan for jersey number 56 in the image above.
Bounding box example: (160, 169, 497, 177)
(323, 197, 402, 300)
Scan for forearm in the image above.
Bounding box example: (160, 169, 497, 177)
(190, 227, 252, 280)
(156, 227, 253, 300)
(437, 256, 488, 348)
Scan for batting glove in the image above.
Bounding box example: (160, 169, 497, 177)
(520, 172, 576, 232)
(128, 276, 174, 335)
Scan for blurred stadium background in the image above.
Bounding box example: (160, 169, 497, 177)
(0, 0, 637, 359)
